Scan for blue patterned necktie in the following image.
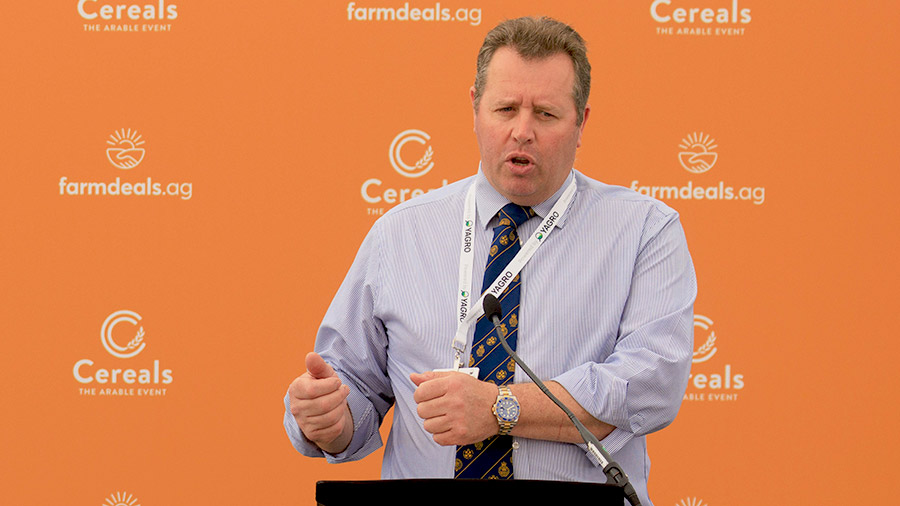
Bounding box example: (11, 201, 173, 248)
(455, 203, 535, 479)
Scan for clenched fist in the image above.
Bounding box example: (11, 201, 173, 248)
(288, 352, 354, 454)
(410, 370, 499, 446)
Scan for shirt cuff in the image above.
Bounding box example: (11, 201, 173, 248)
(283, 391, 327, 458)
(577, 427, 634, 467)
(282, 383, 385, 463)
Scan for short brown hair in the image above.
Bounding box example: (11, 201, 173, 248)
(473, 16, 591, 126)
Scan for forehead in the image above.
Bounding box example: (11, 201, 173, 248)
(481, 47, 576, 105)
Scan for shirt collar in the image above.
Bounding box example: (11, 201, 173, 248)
(475, 165, 577, 230)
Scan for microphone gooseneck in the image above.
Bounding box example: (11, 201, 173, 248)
(481, 294, 641, 506)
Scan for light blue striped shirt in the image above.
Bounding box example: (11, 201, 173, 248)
(284, 169, 696, 506)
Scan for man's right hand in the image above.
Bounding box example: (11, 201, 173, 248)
(288, 352, 354, 454)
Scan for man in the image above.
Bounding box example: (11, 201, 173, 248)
(284, 17, 695, 506)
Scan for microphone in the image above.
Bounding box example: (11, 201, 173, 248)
(482, 294, 641, 506)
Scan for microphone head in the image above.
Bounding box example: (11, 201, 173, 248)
(483, 294, 502, 322)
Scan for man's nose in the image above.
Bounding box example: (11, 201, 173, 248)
(511, 112, 535, 144)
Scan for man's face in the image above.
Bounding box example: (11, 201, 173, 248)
(472, 47, 589, 207)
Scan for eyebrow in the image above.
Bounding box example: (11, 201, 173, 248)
(490, 97, 562, 111)
(490, 97, 521, 107)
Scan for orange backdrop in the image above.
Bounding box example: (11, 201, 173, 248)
(2, 2, 898, 505)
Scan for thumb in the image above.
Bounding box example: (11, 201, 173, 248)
(305, 352, 336, 380)
(409, 371, 436, 386)
(410, 369, 460, 386)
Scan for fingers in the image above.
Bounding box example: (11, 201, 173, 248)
(411, 375, 441, 404)
(413, 372, 473, 439)
(290, 353, 342, 403)
(294, 388, 351, 441)
(409, 369, 456, 391)
(287, 353, 355, 453)
(421, 414, 453, 438)
(289, 372, 352, 448)
(409, 371, 434, 386)
(288, 354, 349, 432)
(290, 378, 349, 412)
(303, 411, 349, 445)
(411, 371, 499, 446)
(293, 375, 344, 400)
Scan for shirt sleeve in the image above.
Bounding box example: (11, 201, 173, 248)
(552, 207, 696, 456)
(283, 219, 395, 462)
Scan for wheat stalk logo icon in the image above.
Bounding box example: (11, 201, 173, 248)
(389, 129, 435, 178)
(126, 327, 145, 350)
(692, 315, 717, 363)
(414, 146, 433, 172)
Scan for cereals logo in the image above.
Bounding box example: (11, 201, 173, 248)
(677, 498, 708, 506)
(390, 129, 434, 178)
(101, 310, 146, 358)
(106, 128, 146, 170)
(73, 310, 173, 397)
(652, 0, 751, 36)
(78, 0, 178, 33)
(684, 314, 744, 402)
(361, 128, 447, 214)
(104, 491, 141, 506)
(678, 132, 717, 174)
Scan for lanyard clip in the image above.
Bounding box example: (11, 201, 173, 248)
(453, 347, 465, 370)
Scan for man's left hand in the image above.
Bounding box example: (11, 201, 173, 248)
(410, 370, 499, 446)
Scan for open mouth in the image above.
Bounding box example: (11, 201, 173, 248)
(507, 154, 534, 168)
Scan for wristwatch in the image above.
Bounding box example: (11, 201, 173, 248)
(492, 385, 520, 436)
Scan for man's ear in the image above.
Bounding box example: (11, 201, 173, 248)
(576, 104, 591, 148)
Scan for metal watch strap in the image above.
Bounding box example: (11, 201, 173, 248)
(496, 385, 517, 436)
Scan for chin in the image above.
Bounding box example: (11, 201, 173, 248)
(485, 169, 541, 203)
(501, 187, 542, 206)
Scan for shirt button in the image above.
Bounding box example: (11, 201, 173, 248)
(512, 441, 520, 450)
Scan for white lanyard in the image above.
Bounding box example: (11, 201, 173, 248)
(451, 177, 577, 370)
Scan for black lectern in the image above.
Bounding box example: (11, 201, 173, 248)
(316, 479, 624, 505)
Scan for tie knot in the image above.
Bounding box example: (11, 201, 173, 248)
(497, 203, 534, 229)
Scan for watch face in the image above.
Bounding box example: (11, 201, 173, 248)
(496, 397, 519, 421)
